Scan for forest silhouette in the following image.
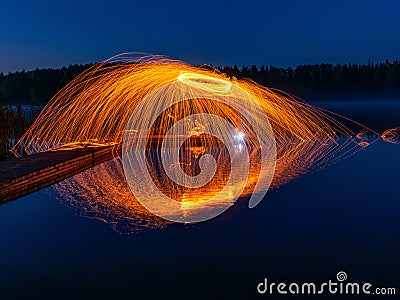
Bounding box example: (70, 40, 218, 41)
(1, 60, 400, 105)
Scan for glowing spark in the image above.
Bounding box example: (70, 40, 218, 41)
(382, 127, 400, 144)
(177, 72, 232, 94)
(11, 53, 382, 227)
(234, 131, 245, 142)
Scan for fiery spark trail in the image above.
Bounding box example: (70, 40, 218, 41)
(12, 53, 383, 228)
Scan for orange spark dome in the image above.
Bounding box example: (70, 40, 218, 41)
(12, 53, 382, 230)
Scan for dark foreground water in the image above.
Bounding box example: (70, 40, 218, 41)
(0, 102, 399, 299)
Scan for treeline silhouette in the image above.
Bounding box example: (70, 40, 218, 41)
(0, 64, 92, 105)
(219, 59, 400, 100)
(1, 60, 400, 105)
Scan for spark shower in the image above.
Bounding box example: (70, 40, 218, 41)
(12, 53, 386, 229)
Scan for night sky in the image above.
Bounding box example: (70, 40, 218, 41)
(1, 0, 399, 73)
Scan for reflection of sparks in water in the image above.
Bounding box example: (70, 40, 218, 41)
(382, 127, 400, 144)
(55, 135, 369, 233)
(12, 53, 385, 231)
(55, 158, 170, 233)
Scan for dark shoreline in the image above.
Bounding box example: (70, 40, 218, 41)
(1, 60, 400, 105)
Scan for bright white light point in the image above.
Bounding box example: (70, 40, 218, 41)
(234, 131, 245, 141)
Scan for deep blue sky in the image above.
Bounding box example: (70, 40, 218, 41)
(1, 0, 399, 73)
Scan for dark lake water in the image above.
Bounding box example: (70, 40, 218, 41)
(313, 100, 400, 132)
(0, 101, 399, 299)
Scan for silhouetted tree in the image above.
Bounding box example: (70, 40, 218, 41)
(1, 60, 400, 105)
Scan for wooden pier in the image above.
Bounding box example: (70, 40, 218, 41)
(0, 145, 121, 204)
(0, 135, 209, 204)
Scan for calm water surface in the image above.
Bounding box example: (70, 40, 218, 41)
(0, 102, 399, 299)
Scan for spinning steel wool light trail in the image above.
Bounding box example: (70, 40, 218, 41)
(12, 53, 359, 155)
(12, 53, 382, 226)
(382, 127, 400, 144)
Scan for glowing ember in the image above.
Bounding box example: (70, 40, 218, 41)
(12, 53, 383, 227)
(382, 127, 400, 144)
